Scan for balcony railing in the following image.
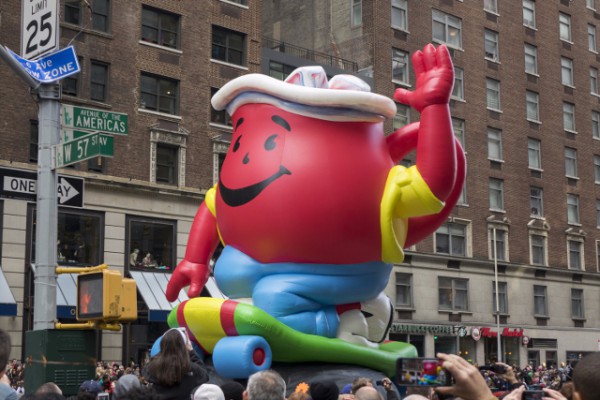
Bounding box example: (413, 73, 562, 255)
(263, 37, 358, 73)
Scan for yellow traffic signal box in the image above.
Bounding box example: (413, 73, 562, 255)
(76, 270, 137, 322)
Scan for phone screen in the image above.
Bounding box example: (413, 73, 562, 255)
(396, 358, 450, 386)
(523, 390, 544, 400)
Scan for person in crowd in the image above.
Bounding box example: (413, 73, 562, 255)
(353, 386, 381, 400)
(35, 382, 64, 397)
(118, 387, 161, 400)
(143, 328, 208, 400)
(0, 329, 18, 400)
(192, 384, 225, 400)
(571, 352, 600, 400)
(243, 370, 286, 400)
(220, 381, 245, 400)
(114, 374, 142, 399)
(560, 381, 575, 400)
(378, 377, 398, 400)
(77, 380, 104, 400)
(434, 353, 496, 400)
(350, 378, 373, 395)
(309, 380, 339, 400)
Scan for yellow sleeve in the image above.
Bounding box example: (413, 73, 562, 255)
(205, 185, 217, 217)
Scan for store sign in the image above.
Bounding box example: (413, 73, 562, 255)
(390, 323, 461, 335)
(479, 327, 524, 338)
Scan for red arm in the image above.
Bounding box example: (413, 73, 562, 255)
(165, 202, 221, 301)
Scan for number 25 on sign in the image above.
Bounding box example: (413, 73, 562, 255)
(21, 0, 59, 60)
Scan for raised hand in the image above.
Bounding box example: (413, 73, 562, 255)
(393, 44, 454, 113)
(165, 259, 210, 301)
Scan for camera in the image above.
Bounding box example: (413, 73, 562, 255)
(478, 364, 507, 374)
(98, 393, 110, 400)
(395, 358, 453, 387)
(522, 390, 544, 400)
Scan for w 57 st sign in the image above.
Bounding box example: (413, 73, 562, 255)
(21, 0, 59, 60)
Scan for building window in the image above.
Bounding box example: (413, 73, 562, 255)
(29, 120, 38, 163)
(526, 90, 540, 122)
(567, 194, 580, 225)
(487, 128, 502, 161)
(452, 67, 464, 100)
(351, 0, 362, 27)
(210, 87, 232, 126)
(492, 281, 508, 314)
(591, 67, 599, 95)
(64, 0, 82, 25)
(589, 25, 597, 52)
(458, 183, 467, 206)
(156, 144, 179, 185)
(432, 9, 462, 49)
(489, 178, 504, 211)
(484, 29, 499, 62)
(530, 187, 543, 217)
(268, 61, 295, 81)
(435, 222, 467, 256)
(528, 138, 542, 170)
(523, 0, 536, 28)
(393, 104, 410, 130)
(392, 48, 410, 85)
(593, 111, 600, 139)
(484, 0, 498, 13)
(595, 156, 600, 183)
(141, 6, 180, 49)
(62, 57, 82, 97)
(531, 234, 546, 265)
(395, 273, 413, 308)
(489, 227, 507, 262)
(589, 0, 596, 10)
(391, 0, 408, 31)
(127, 216, 176, 271)
(563, 102, 576, 132)
(212, 26, 246, 66)
(533, 285, 548, 316)
(568, 239, 583, 270)
(486, 78, 501, 111)
(90, 61, 108, 102)
(438, 277, 469, 311)
(452, 118, 465, 148)
(596, 200, 600, 227)
(560, 13, 572, 42)
(565, 147, 578, 178)
(140, 73, 179, 115)
(571, 289, 584, 319)
(561, 57, 574, 87)
(87, 156, 106, 173)
(597, 241, 600, 271)
(524, 43, 538, 75)
(92, 0, 110, 32)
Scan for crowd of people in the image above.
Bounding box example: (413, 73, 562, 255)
(1, 326, 599, 400)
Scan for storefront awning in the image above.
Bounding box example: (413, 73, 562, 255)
(130, 271, 226, 322)
(0, 267, 17, 316)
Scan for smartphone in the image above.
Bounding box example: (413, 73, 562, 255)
(396, 358, 452, 386)
(522, 390, 544, 400)
(98, 393, 110, 400)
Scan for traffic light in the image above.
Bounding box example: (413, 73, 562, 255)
(76, 270, 137, 322)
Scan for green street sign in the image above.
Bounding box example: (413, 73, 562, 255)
(54, 132, 114, 168)
(61, 104, 128, 135)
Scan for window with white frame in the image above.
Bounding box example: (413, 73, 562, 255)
(530, 233, 547, 266)
(351, 0, 362, 26)
(489, 226, 508, 262)
(589, 0, 596, 10)
(391, 0, 408, 31)
(458, 183, 467, 206)
(492, 281, 508, 314)
(489, 178, 504, 211)
(393, 103, 410, 130)
(530, 186, 543, 217)
(485, 29, 499, 62)
(438, 277, 469, 311)
(395, 273, 413, 308)
(567, 193, 580, 225)
(595, 155, 600, 183)
(487, 78, 501, 111)
(568, 238, 584, 270)
(571, 288, 584, 319)
(526, 90, 540, 122)
(533, 285, 548, 316)
(452, 117, 465, 148)
(596, 199, 600, 226)
(392, 48, 410, 85)
(150, 126, 187, 186)
(565, 147, 578, 178)
(563, 102, 576, 132)
(487, 128, 502, 161)
(591, 67, 599, 95)
(597, 241, 600, 271)
(484, 0, 498, 13)
(594, 111, 600, 139)
(560, 13, 572, 42)
(528, 138, 542, 170)
(156, 144, 179, 185)
(561, 57, 574, 86)
(435, 221, 468, 256)
(452, 67, 464, 100)
(589, 25, 597, 52)
(432, 9, 462, 49)
(523, 0, 536, 29)
(525, 43, 538, 75)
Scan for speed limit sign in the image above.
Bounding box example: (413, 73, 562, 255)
(21, 0, 59, 60)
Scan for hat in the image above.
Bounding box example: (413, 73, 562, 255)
(220, 381, 245, 400)
(114, 375, 141, 398)
(309, 380, 339, 400)
(193, 384, 226, 400)
(340, 384, 352, 395)
(211, 66, 396, 122)
(79, 380, 103, 396)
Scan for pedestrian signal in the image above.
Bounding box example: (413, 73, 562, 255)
(76, 270, 137, 322)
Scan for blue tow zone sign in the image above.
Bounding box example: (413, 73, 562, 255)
(6, 45, 80, 83)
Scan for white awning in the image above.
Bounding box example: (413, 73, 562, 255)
(0, 267, 17, 316)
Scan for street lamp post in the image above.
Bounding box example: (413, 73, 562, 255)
(493, 227, 502, 363)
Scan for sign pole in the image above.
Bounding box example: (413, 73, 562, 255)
(33, 83, 61, 330)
